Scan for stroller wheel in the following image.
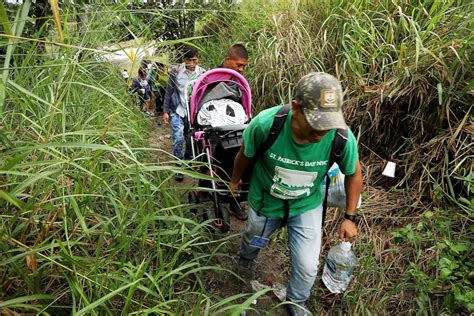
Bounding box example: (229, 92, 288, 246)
(217, 203, 230, 233)
(201, 204, 230, 234)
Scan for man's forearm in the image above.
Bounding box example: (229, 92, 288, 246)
(344, 161, 363, 215)
(231, 145, 252, 184)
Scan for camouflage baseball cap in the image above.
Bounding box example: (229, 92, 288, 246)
(295, 72, 346, 130)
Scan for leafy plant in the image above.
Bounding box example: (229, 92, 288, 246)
(392, 208, 473, 313)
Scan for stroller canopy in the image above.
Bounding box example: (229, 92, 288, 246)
(189, 68, 252, 126)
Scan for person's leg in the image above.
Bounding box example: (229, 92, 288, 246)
(155, 87, 165, 114)
(146, 93, 154, 114)
(239, 208, 281, 261)
(229, 199, 248, 220)
(137, 95, 145, 111)
(170, 112, 185, 162)
(286, 205, 323, 303)
(145, 97, 153, 114)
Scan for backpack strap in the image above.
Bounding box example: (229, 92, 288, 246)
(322, 128, 348, 232)
(254, 104, 291, 159)
(250, 104, 290, 223)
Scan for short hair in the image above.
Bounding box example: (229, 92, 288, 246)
(138, 68, 146, 77)
(226, 44, 248, 60)
(183, 46, 199, 59)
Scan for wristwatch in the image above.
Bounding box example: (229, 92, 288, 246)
(344, 213, 358, 223)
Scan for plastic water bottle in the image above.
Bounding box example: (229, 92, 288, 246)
(322, 241, 356, 293)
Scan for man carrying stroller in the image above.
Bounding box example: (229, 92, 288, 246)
(214, 44, 250, 220)
(162, 46, 205, 181)
(219, 44, 249, 74)
(229, 72, 363, 315)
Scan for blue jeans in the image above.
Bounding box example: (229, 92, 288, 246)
(169, 112, 191, 162)
(240, 205, 323, 303)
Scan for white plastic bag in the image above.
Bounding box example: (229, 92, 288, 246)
(197, 98, 247, 127)
(321, 163, 362, 209)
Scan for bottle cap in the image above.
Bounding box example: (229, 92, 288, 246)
(341, 241, 352, 251)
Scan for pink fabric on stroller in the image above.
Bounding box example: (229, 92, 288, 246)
(189, 68, 252, 126)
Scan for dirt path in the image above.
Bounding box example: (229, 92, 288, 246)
(149, 117, 290, 315)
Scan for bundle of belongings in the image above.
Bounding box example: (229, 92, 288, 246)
(322, 163, 362, 209)
(197, 82, 247, 127)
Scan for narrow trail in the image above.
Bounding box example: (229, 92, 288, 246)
(148, 116, 290, 314)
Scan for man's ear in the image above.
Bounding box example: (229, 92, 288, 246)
(291, 100, 300, 113)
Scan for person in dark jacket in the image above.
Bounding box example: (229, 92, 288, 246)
(152, 62, 168, 115)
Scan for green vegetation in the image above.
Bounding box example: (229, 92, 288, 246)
(392, 208, 473, 312)
(1, 0, 472, 314)
(200, 0, 473, 313)
(0, 2, 251, 315)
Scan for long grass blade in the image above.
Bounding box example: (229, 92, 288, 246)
(0, 2, 12, 35)
(0, 190, 23, 209)
(0, 1, 31, 114)
(0, 294, 54, 308)
(76, 279, 142, 316)
(49, 0, 64, 42)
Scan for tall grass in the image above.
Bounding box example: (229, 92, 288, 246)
(201, 0, 472, 197)
(0, 2, 263, 314)
(1, 0, 471, 314)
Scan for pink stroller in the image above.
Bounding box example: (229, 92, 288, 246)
(186, 68, 252, 232)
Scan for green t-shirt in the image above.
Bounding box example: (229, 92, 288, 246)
(243, 105, 359, 219)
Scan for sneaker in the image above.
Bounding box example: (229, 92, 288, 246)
(286, 301, 312, 316)
(175, 174, 184, 182)
(229, 201, 248, 220)
(237, 257, 254, 279)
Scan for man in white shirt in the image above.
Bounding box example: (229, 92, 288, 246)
(162, 46, 205, 181)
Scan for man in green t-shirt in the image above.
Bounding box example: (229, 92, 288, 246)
(229, 72, 362, 315)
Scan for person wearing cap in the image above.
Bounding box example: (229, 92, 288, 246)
(229, 72, 362, 315)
